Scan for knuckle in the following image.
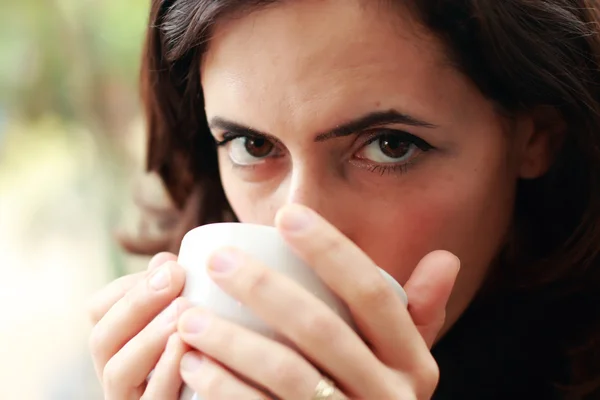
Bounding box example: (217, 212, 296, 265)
(122, 285, 148, 313)
(268, 352, 306, 390)
(355, 278, 394, 308)
(87, 274, 141, 324)
(88, 326, 107, 359)
(201, 367, 228, 397)
(244, 268, 271, 296)
(307, 232, 343, 264)
(102, 357, 124, 392)
(299, 310, 339, 343)
(383, 375, 417, 400)
(207, 321, 232, 348)
(433, 309, 447, 332)
(86, 296, 103, 325)
(413, 357, 440, 397)
(86, 292, 113, 326)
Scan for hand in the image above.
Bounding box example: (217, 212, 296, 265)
(176, 204, 460, 400)
(88, 252, 191, 400)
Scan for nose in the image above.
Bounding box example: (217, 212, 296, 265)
(284, 164, 325, 210)
(281, 165, 349, 233)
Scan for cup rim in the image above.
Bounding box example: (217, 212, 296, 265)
(181, 222, 408, 305)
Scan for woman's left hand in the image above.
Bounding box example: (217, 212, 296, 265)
(176, 204, 460, 399)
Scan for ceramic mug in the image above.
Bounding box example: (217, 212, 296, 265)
(176, 223, 408, 400)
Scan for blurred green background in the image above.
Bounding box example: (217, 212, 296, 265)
(0, 0, 159, 398)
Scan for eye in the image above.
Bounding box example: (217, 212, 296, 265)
(362, 134, 415, 163)
(217, 135, 277, 166)
(356, 131, 432, 164)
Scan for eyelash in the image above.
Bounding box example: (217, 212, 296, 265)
(215, 132, 276, 147)
(214, 133, 283, 166)
(214, 130, 433, 175)
(356, 129, 433, 175)
(366, 163, 410, 176)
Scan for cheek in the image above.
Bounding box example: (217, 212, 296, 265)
(357, 165, 516, 287)
(352, 190, 458, 285)
(220, 136, 517, 290)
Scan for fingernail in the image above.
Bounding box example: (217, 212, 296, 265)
(208, 250, 238, 274)
(279, 205, 313, 232)
(180, 313, 210, 334)
(181, 353, 204, 372)
(149, 266, 171, 291)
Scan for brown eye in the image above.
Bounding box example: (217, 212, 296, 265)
(355, 130, 433, 165)
(244, 137, 274, 158)
(379, 134, 411, 159)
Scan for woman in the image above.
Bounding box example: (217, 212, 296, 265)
(88, 0, 600, 399)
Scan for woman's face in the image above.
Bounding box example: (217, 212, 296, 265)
(201, 0, 543, 333)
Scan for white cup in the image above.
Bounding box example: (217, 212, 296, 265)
(176, 222, 407, 400)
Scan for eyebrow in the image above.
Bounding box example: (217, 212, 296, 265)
(209, 117, 273, 140)
(208, 109, 436, 143)
(314, 109, 437, 142)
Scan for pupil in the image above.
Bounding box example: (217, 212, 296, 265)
(380, 135, 410, 158)
(245, 137, 273, 157)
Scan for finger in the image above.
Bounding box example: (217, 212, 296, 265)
(403, 250, 460, 348)
(144, 333, 189, 399)
(205, 249, 397, 399)
(88, 273, 145, 326)
(89, 261, 185, 381)
(87, 252, 177, 325)
(148, 252, 178, 270)
(180, 352, 272, 400)
(103, 298, 190, 398)
(274, 204, 427, 370)
(178, 308, 323, 400)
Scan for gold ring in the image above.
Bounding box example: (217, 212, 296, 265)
(312, 377, 339, 399)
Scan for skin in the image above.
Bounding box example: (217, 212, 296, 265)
(88, 0, 555, 398)
(203, 0, 547, 332)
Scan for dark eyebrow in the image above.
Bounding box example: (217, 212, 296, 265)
(208, 117, 272, 139)
(208, 109, 436, 143)
(314, 109, 436, 142)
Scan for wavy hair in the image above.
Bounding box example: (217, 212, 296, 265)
(125, 1, 600, 397)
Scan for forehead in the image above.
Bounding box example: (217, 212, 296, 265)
(200, 0, 467, 131)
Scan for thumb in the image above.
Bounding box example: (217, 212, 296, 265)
(403, 250, 460, 348)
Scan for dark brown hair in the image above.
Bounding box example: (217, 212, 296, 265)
(128, 0, 600, 397)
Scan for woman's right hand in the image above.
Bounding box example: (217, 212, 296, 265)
(88, 252, 190, 400)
